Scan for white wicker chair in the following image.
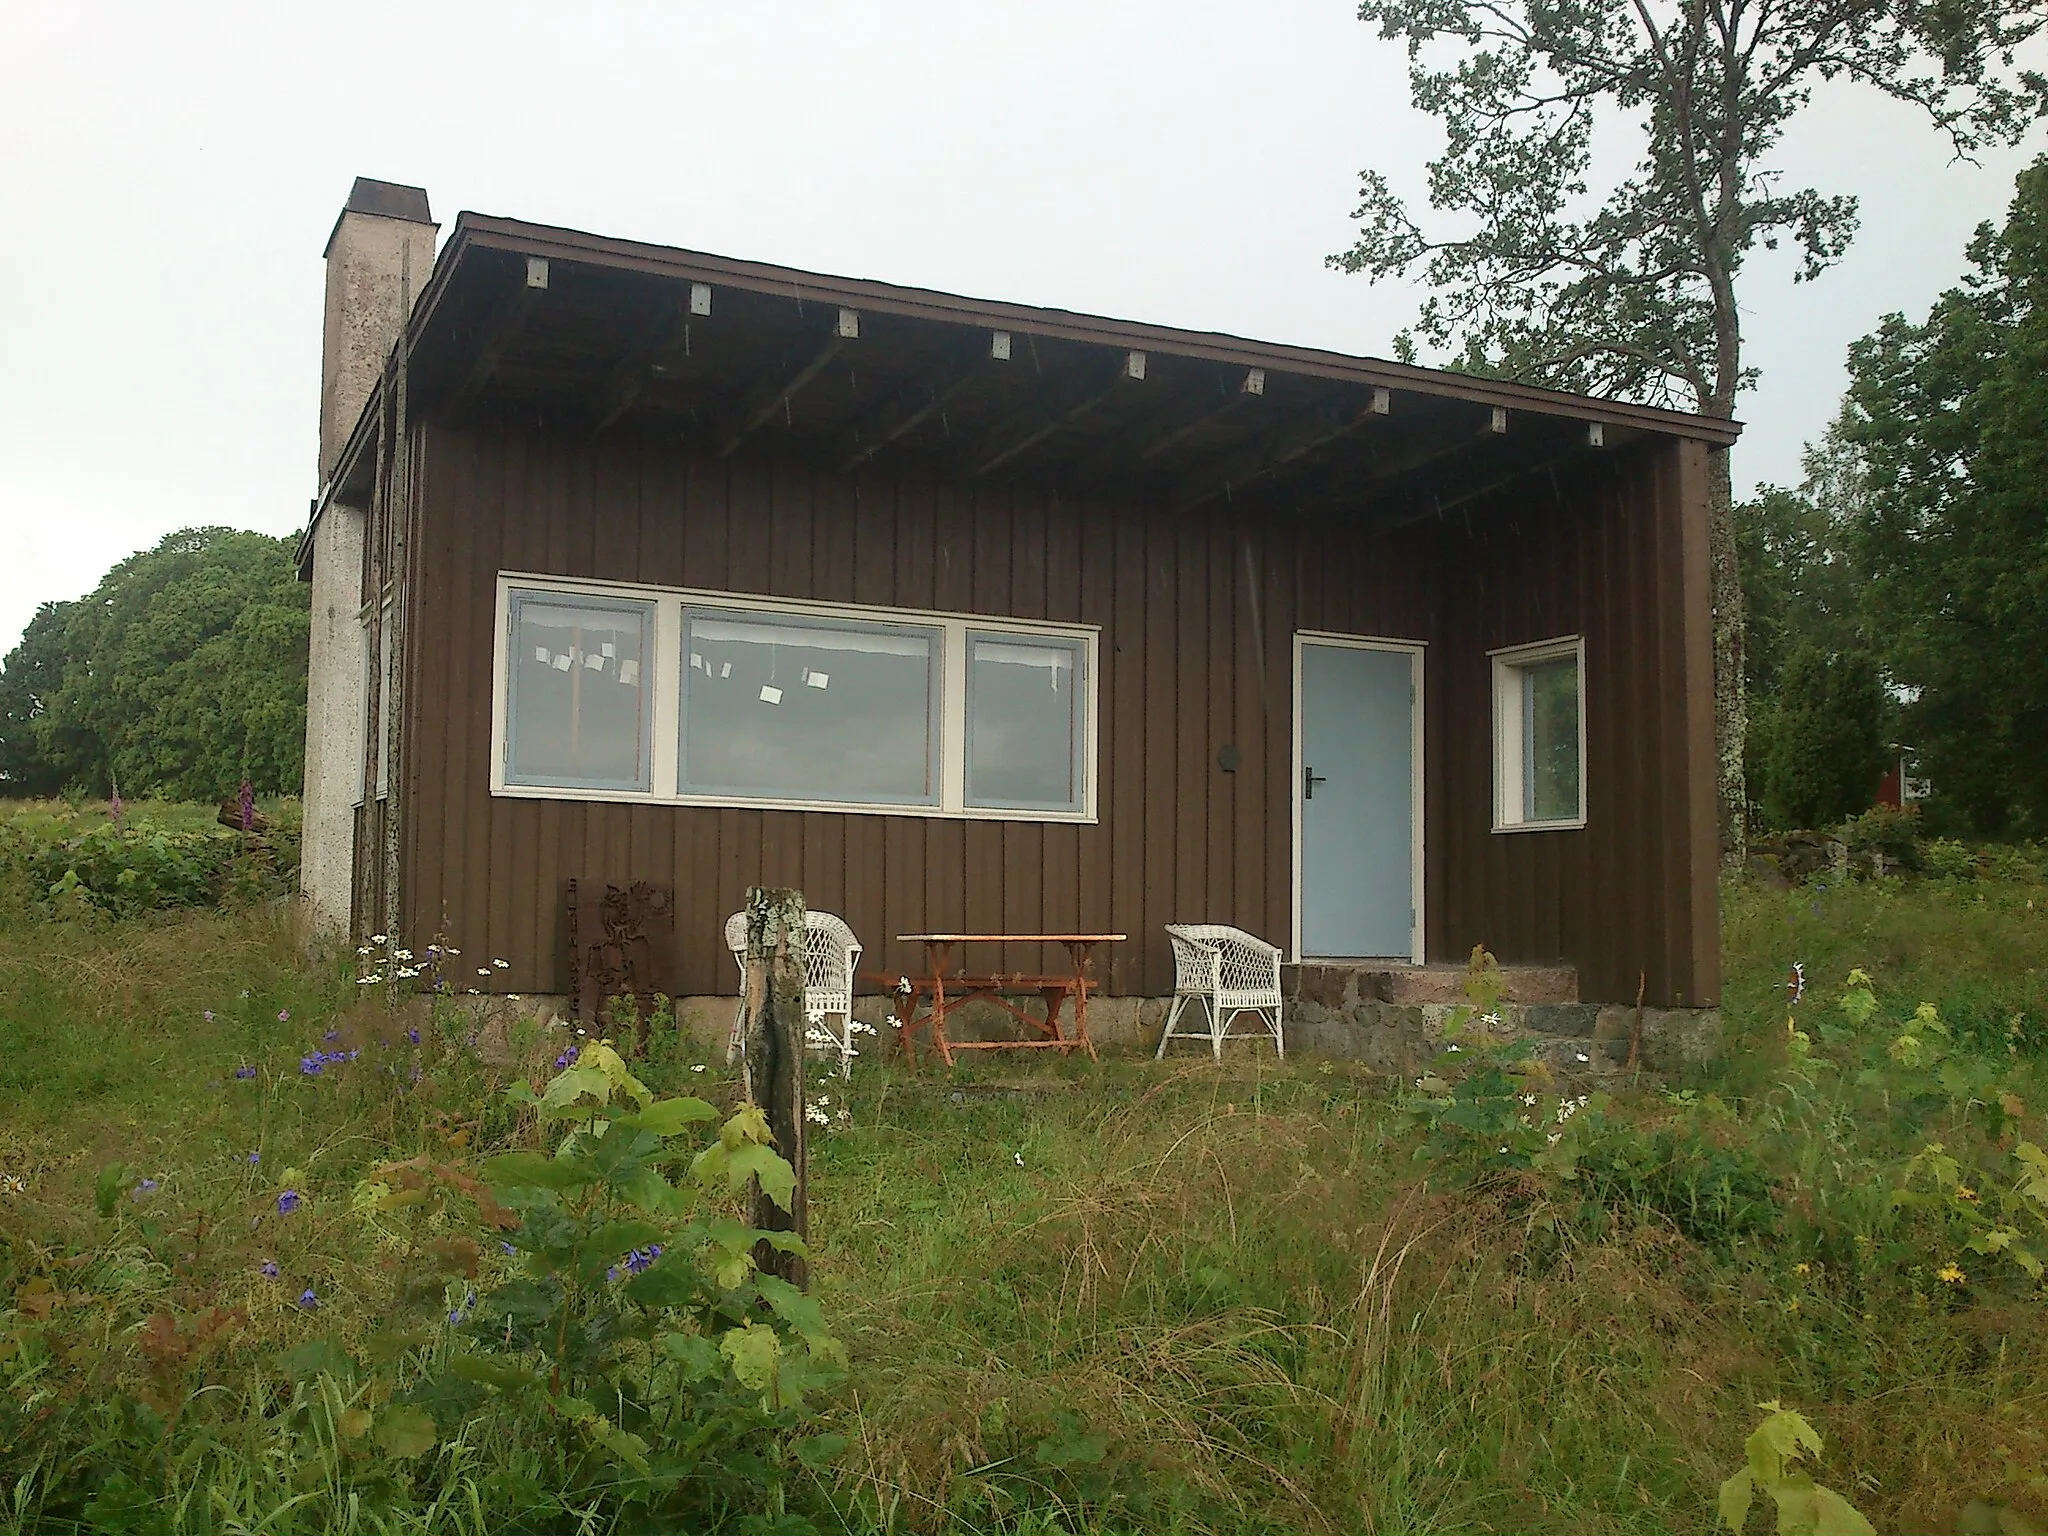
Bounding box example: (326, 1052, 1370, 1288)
(724, 909, 865, 1076)
(1156, 924, 1284, 1059)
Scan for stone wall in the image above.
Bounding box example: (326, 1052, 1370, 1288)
(509, 986, 1721, 1080)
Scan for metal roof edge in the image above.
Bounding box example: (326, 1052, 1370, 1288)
(296, 377, 384, 578)
(439, 212, 1744, 446)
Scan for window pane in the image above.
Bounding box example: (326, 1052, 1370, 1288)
(966, 634, 1082, 810)
(506, 596, 651, 789)
(1522, 656, 1581, 821)
(681, 609, 938, 803)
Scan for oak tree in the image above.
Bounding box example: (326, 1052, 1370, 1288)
(1330, 0, 2045, 858)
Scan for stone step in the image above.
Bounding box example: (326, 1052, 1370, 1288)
(1286, 962, 1578, 1008)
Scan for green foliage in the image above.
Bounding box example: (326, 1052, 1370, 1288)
(1718, 1401, 1875, 1534)
(0, 799, 299, 918)
(355, 1041, 845, 1525)
(3, 863, 2047, 1532)
(1328, 0, 2043, 414)
(0, 601, 78, 797)
(1842, 156, 2048, 836)
(0, 526, 309, 799)
(1752, 643, 1890, 832)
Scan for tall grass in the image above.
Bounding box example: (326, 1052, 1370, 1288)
(0, 867, 2044, 1532)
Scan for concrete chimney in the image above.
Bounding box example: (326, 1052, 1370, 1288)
(318, 178, 438, 482)
(302, 178, 435, 936)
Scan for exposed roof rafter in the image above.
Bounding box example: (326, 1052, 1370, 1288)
(713, 311, 858, 458)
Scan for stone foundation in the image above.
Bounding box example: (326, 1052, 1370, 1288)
(496, 981, 1722, 1078)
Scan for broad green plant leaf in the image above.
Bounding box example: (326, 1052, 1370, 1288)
(622, 1096, 719, 1136)
(482, 1151, 593, 1193)
(720, 1321, 782, 1392)
(375, 1407, 436, 1459)
(540, 1064, 615, 1114)
(449, 1355, 541, 1391)
(692, 1139, 797, 1211)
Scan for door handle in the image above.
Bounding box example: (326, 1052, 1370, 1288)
(1304, 765, 1329, 800)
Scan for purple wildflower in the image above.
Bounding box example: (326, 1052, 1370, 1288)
(323, 1030, 339, 1044)
(278, 1010, 290, 1024)
(247, 1151, 261, 1165)
(407, 1027, 420, 1045)
(345, 1048, 359, 1062)
(238, 777, 255, 832)
(624, 1247, 656, 1274)
(607, 1266, 620, 1283)
(233, 1065, 257, 1080)
(555, 1045, 580, 1070)
(449, 1289, 476, 1324)
(298, 1288, 318, 1310)
(276, 1190, 300, 1216)
(260, 1260, 280, 1279)
(299, 1056, 323, 1076)
(203, 1010, 215, 1024)
(500, 1241, 516, 1257)
(132, 1178, 159, 1198)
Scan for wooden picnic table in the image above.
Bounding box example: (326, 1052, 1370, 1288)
(872, 933, 1125, 1067)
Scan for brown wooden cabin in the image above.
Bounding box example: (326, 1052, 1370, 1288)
(298, 178, 1737, 1013)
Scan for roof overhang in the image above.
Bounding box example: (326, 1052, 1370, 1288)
(301, 209, 1741, 578)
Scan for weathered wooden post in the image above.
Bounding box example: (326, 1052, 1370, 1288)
(740, 886, 808, 1289)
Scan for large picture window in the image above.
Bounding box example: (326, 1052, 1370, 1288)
(490, 576, 1097, 821)
(1491, 636, 1585, 831)
(681, 610, 940, 805)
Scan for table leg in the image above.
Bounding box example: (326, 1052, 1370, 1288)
(929, 941, 957, 1068)
(1063, 942, 1101, 1061)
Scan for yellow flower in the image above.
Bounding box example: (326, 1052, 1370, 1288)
(1793, 1262, 1811, 1276)
(1937, 1263, 1966, 1285)
(1955, 1185, 1977, 1202)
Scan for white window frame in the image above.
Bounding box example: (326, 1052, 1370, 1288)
(1490, 635, 1587, 833)
(488, 572, 1099, 822)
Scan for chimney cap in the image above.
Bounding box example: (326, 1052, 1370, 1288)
(325, 177, 435, 255)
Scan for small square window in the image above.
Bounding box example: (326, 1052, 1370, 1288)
(504, 592, 653, 791)
(965, 632, 1086, 812)
(1491, 637, 1585, 830)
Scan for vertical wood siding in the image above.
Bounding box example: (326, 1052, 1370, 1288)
(400, 421, 1717, 1006)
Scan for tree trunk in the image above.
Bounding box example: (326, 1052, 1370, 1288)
(1707, 444, 1748, 868)
(741, 886, 809, 1290)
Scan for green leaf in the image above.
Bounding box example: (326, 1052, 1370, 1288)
(584, 1418, 651, 1476)
(580, 1042, 653, 1113)
(612, 1167, 680, 1218)
(658, 1331, 723, 1380)
(540, 1064, 615, 1113)
(720, 1321, 782, 1392)
(482, 1151, 593, 1192)
(624, 1097, 719, 1136)
(449, 1355, 541, 1391)
(375, 1407, 437, 1459)
(277, 1338, 357, 1381)
(794, 1431, 850, 1470)
(625, 1259, 707, 1310)
(705, 1141, 797, 1211)
(94, 1163, 128, 1220)
(1808, 1486, 1876, 1536)
(589, 1120, 663, 1184)
(1718, 1467, 1755, 1531)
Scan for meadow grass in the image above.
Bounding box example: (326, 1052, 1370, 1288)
(0, 860, 2044, 1533)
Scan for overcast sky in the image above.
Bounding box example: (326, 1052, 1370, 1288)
(2, 3, 2041, 658)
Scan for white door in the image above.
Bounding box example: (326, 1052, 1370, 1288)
(1296, 638, 1421, 959)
